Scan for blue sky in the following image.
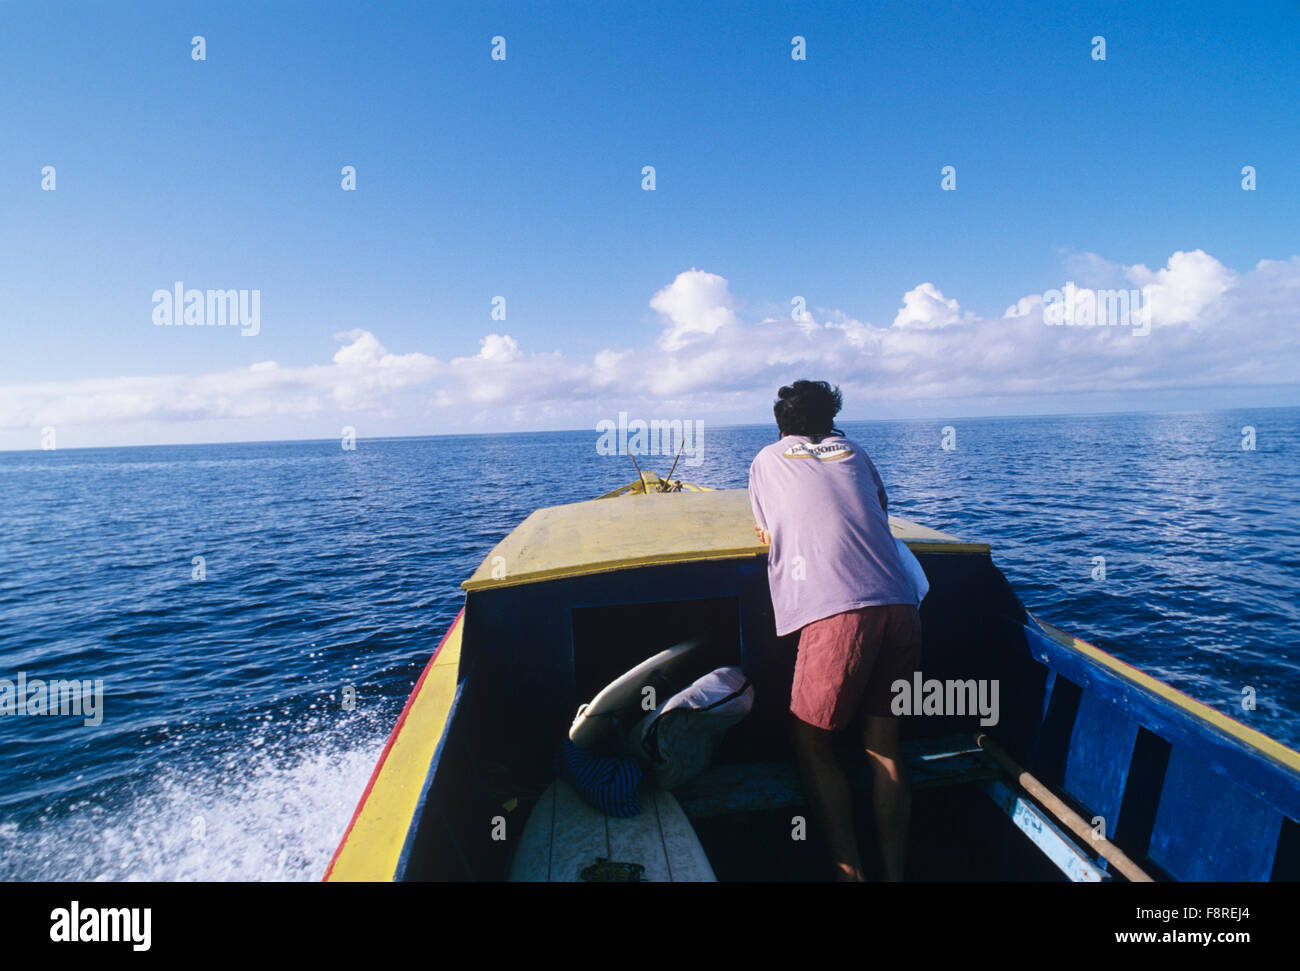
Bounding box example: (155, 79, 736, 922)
(2, 0, 1298, 449)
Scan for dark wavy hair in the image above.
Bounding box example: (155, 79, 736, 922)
(773, 380, 844, 443)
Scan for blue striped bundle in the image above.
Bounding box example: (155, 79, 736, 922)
(554, 740, 642, 817)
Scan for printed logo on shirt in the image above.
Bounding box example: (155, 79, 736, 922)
(782, 441, 854, 462)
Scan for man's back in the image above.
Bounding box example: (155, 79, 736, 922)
(748, 434, 914, 636)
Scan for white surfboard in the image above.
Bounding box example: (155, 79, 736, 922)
(507, 778, 717, 882)
(569, 638, 704, 748)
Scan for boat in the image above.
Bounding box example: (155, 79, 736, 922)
(323, 471, 1300, 882)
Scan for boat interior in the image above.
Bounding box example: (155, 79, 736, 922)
(393, 490, 1300, 882)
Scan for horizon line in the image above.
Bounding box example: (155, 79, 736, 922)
(3, 402, 1296, 455)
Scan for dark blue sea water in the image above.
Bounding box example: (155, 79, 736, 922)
(1, 408, 1297, 880)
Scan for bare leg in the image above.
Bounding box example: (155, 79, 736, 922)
(862, 715, 910, 881)
(793, 719, 863, 881)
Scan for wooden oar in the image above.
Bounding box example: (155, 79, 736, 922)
(975, 733, 1155, 883)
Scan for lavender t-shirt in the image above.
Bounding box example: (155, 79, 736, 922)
(748, 435, 915, 637)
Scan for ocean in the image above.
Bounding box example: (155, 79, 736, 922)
(1, 407, 1296, 880)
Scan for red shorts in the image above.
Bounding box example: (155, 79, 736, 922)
(790, 604, 922, 731)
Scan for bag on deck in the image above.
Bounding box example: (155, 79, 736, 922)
(630, 666, 754, 790)
(896, 536, 930, 606)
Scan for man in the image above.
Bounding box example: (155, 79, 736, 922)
(748, 379, 921, 882)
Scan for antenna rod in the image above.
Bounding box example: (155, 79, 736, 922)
(662, 439, 685, 488)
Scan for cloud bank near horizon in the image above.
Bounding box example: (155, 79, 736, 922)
(3, 249, 1298, 440)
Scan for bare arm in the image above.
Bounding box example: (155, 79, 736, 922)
(868, 455, 889, 514)
(749, 464, 771, 545)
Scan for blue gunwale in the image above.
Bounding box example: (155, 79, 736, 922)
(1027, 613, 1300, 822)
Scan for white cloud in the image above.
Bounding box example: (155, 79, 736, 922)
(475, 334, 522, 363)
(1062, 251, 1125, 288)
(1124, 248, 1237, 326)
(650, 269, 741, 350)
(332, 329, 387, 367)
(892, 282, 963, 329)
(2, 250, 1297, 440)
(1003, 294, 1042, 319)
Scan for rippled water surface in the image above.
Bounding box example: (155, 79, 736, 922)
(1, 408, 1296, 879)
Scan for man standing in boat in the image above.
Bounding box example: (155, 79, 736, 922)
(748, 380, 921, 882)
